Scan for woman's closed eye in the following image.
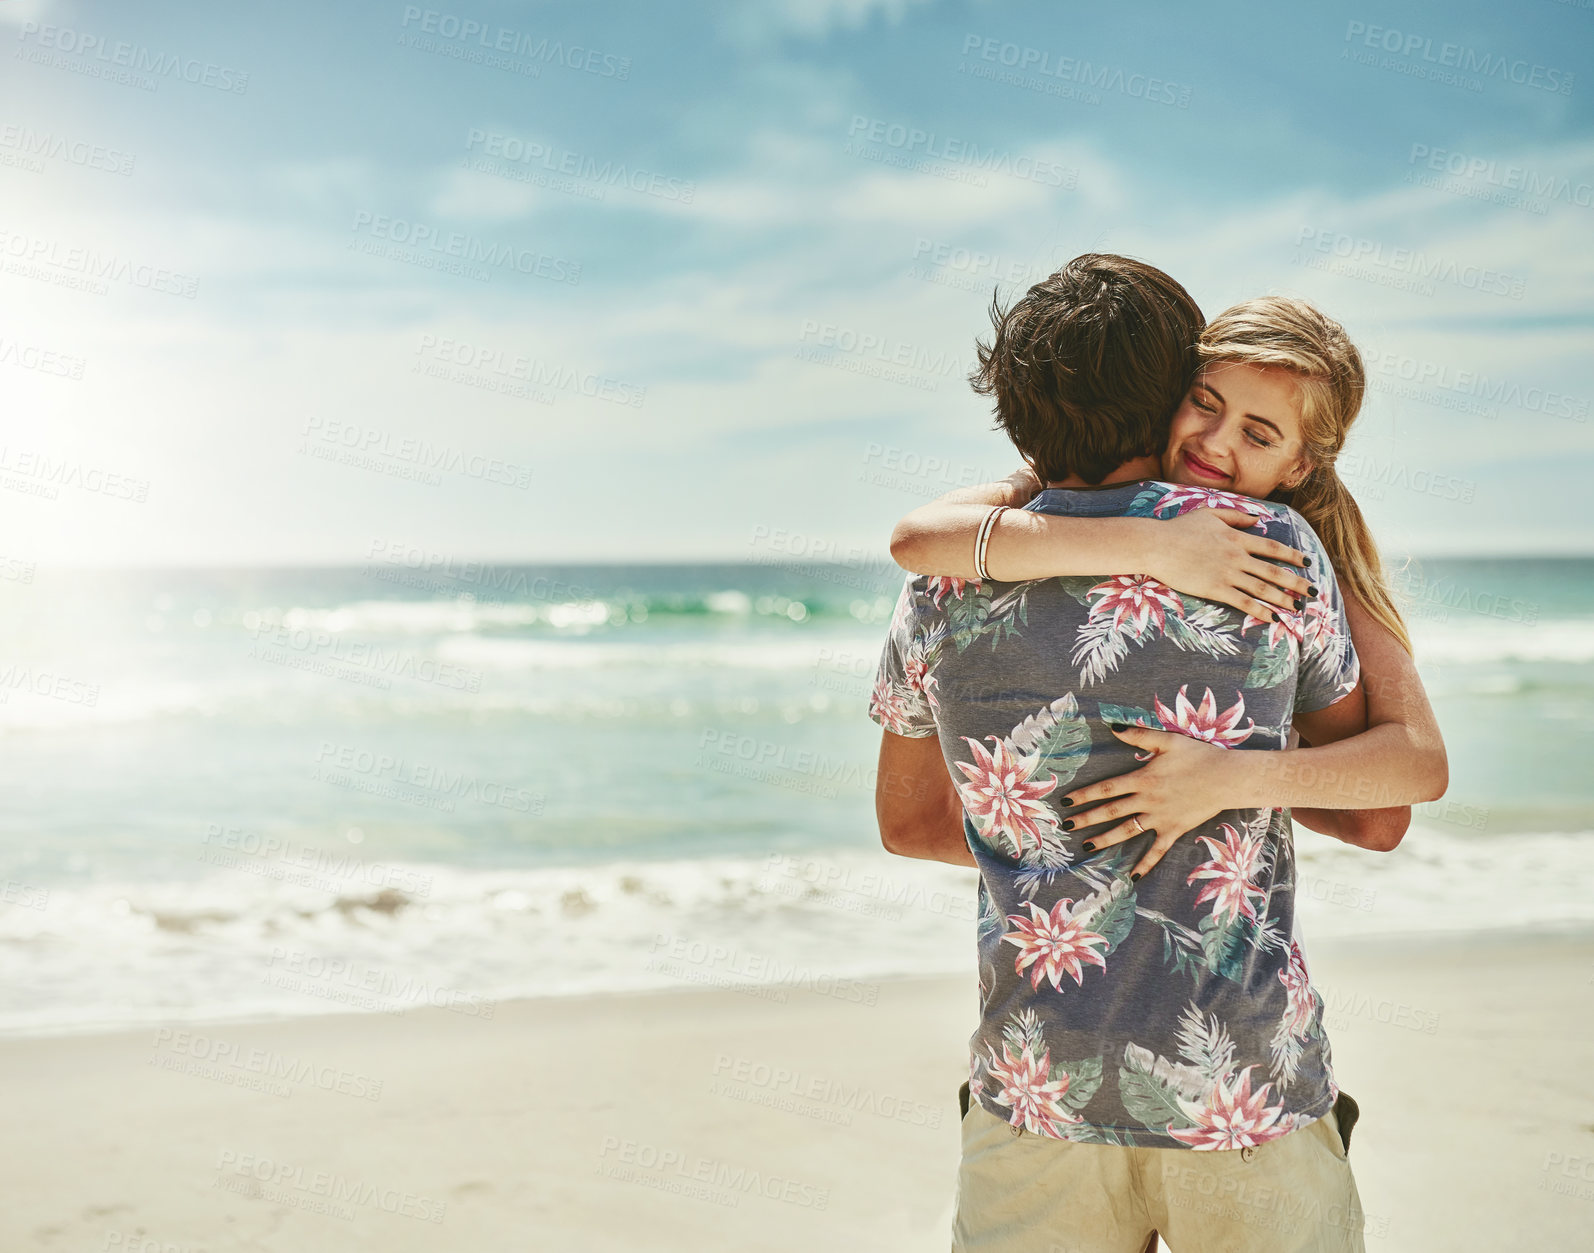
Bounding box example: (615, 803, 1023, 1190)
(1245, 428, 1275, 449)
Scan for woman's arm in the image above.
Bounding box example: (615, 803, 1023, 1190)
(1056, 591, 1447, 877)
(1287, 591, 1447, 845)
(890, 472, 1313, 622)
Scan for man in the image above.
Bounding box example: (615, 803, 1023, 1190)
(868, 255, 1370, 1252)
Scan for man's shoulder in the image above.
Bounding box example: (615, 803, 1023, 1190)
(1041, 482, 1321, 555)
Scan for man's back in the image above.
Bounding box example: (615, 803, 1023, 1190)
(870, 480, 1360, 1148)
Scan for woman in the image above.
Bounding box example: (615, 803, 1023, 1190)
(889, 295, 1447, 872)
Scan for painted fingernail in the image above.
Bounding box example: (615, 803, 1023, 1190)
(1293, 598, 1304, 610)
(1080, 841, 1095, 853)
(1061, 820, 1074, 831)
(1109, 722, 1129, 732)
(1308, 585, 1318, 596)
(1130, 871, 1142, 882)
(1060, 797, 1074, 807)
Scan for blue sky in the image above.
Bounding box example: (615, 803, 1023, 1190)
(1, 0, 1590, 564)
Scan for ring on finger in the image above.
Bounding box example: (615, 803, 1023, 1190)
(1129, 815, 1144, 835)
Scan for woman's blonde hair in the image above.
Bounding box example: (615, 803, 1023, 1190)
(1196, 296, 1412, 653)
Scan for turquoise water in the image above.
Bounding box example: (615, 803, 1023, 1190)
(0, 556, 1589, 1034)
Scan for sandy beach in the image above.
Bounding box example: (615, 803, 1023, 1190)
(3, 929, 1591, 1252)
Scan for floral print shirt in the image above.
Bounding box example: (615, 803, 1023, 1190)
(868, 481, 1361, 1149)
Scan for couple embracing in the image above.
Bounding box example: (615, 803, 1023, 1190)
(867, 255, 1447, 1252)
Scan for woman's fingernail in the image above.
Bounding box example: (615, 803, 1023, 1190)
(1080, 841, 1095, 852)
(1303, 555, 1312, 566)
(1109, 722, 1129, 732)
(1130, 871, 1142, 882)
(1061, 820, 1074, 832)
(1060, 797, 1074, 807)
(1293, 598, 1304, 611)
(1308, 585, 1318, 596)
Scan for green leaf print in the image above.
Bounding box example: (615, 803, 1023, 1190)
(1127, 487, 1167, 517)
(1009, 693, 1091, 791)
(1082, 880, 1138, 951)
(947, 583, 1033, 653)
(1198, 910, 1252, 982)
(946, 587, 995, 652)
(1244, 636, 1295, 690)
(1002, 1006, 1049, 1058)
(1164, 607, 1242, 659)
(976, 881, 1003, 943)
(1135, 907, 1206, 978)
(1054, 1055, 1104, 1112)
(1118, 1045, 1196, 1130)
(1096, 702, 1164, 730)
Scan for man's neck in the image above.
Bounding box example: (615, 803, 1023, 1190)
(1044, 455, 1161, 492)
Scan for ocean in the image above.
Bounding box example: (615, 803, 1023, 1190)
(0, 554, 1589, 1036)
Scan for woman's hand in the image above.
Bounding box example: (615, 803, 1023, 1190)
(1061, 725, 1248, 880)
(1143, 508, 1313, 622)
(1000, 463, 1043, 506)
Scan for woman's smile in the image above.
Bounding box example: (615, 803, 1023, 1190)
(1179, 449, 1229, 484)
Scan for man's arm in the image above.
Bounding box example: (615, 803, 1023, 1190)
(874, 731, 976, 868)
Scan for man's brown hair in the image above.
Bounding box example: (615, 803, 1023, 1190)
(970, 254, 1204, 484)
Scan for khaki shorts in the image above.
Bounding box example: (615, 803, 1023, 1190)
(951, 1082, 1366, 1252)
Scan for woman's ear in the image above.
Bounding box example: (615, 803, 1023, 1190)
(1281, 459, 1312, 492)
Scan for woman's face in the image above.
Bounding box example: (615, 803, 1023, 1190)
(1161, 362, 1312, 499)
